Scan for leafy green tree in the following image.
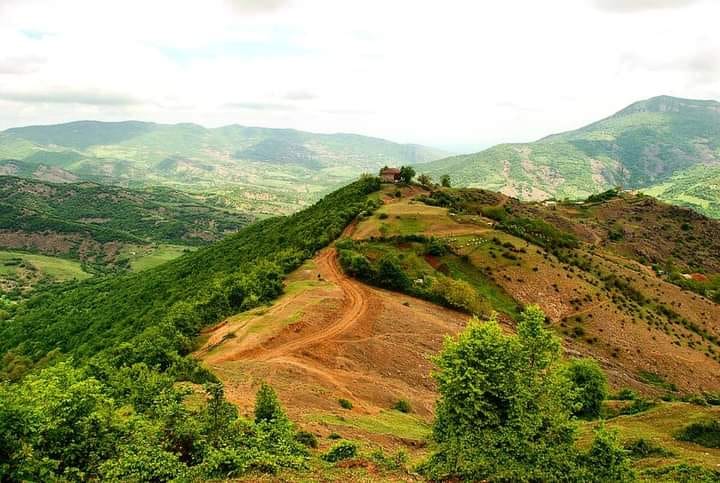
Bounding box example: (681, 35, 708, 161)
(417, 173, 433, 186)
(577, 427, 635, 482)
(255, 383, 287, 424)
(441, 174, 451, 187)
(424, 306, 577, 481)
(422, 305, 633, 481)
(399, 165, 416, 183)
(562, 358, 608, 418)
(376, 255, 410, 291)
(204, 382, 238, 445)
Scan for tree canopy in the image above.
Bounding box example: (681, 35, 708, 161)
(422, 306, 633, 482)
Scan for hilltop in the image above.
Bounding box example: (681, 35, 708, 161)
(422, 96, 720, 215)
(0, 121, 447, 215)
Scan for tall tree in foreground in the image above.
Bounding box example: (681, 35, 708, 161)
(422, 306, 633, 482)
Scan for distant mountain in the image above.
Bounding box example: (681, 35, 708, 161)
(0, 121, 448, 214)
(422, 96, 720, 208)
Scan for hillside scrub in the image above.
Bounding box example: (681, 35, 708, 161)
(421, 306, 633, 481)
(337, 237, 491, 316)
(676, 420, 720, 448)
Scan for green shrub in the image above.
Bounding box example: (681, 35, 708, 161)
(562, 358, 608, 419)
(327, 432, 342, 440)
(370, 448, 408, 471)
(614, 388, 637, 401)
(586, 188, 620, 203)
(480, 205, 508, 222)
(421, 306, 632, 482)
(255, 383, 287, 423)
(577, 427, 635, 482)
(322, 440, 358, 462)
(676, 420, 720, 448)
(295, 430, 318, 449)
(338, 398, 353, 410)
(619, 398, 655, 416)
(338, 249, 375, 281)
(430, 275, 489, 316)
(376, 255, 410, 291)
(703, 392, 720, 406)
(624, 438, 672, 458)
(425, 238, 446, 256)
(392, 399, 411, 413)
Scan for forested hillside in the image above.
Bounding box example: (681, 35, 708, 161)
(0, 175, 251, 249)
(1, 176, 379, 361)
(0, 176, 380, 480)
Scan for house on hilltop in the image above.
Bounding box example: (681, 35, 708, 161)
(379, 167, 401, 183)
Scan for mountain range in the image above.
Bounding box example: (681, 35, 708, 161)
(0, 121, 448, 215)
(1, 95, 719, 219)
(422, 96, 720, 217)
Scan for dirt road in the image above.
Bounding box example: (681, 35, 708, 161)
(252, 247, 369, 361)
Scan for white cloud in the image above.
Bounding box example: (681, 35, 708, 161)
(225, 0, 292, 14)
(593, 0, 703, 12)
(0, 88, 141, 106)
(0, 0, 718, 149)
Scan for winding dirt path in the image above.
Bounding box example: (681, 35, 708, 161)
(253, 248, 368, 361)
(214, 247, 370, 364)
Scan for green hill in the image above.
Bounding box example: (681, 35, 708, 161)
(422, 96, 720, 208)
(642, 165, 720, 218)
(0, 176, 379, 361)
(0, 175, 253, 269)
(0, 121, 447, 215)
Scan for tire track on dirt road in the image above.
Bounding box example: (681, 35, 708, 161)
(234, 247, 370, 362)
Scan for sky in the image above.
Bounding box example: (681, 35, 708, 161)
(0, 0, 718, 152)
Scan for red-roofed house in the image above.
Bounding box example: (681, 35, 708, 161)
(380, 167, 401, 183)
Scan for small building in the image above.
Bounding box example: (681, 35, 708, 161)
(380, 167, 401, 183)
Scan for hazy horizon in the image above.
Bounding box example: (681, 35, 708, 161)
(1, 0, 719, 150)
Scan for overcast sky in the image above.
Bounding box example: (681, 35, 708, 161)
(0, 0, 718, 151)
